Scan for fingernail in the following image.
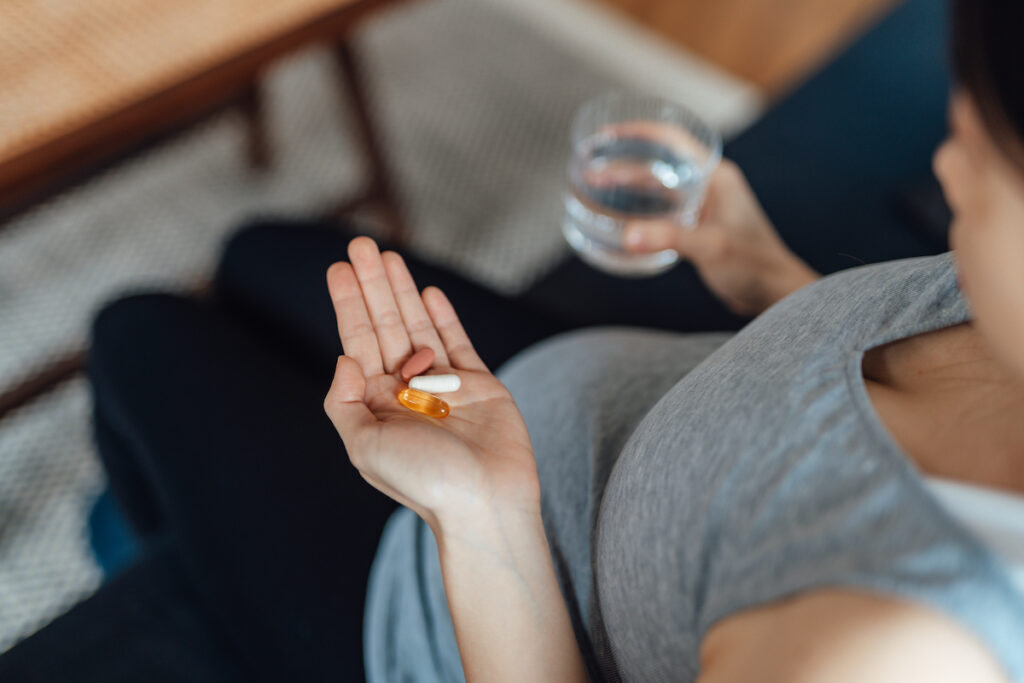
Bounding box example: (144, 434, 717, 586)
(625, 229, 644, 248)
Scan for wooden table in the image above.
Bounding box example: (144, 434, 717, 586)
(590, 0, 898, 94)
(0, 0, 408, 419)
(0, 0, 406, 229)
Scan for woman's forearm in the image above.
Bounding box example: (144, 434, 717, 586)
(763, 252, 820, 310)
(433, 503, 587, 683)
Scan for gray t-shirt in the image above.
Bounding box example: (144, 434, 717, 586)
(364, 253, 1024, 682)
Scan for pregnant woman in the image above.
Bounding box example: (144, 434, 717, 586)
(325, 2, 1024, 680)
(2, 0, 1021, 680)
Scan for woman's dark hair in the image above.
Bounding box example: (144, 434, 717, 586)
(952, 0, 1024, 167)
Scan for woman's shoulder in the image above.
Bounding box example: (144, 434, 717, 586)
(713, 251, 965, 367)
(791, 251, 956, 301)
(762, 252, 961, 331)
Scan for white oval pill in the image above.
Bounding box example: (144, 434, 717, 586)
(409, 374, 461, 394)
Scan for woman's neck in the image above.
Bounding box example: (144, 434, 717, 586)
(863, 323, 1024, 495)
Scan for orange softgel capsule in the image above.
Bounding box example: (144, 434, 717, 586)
(397, 388, 450, 418)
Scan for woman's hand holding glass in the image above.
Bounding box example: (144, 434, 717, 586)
(623, 159, 820, 316)
(323, 237, 539, 534)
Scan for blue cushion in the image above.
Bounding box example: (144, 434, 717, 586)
(88, 488, 142, 578)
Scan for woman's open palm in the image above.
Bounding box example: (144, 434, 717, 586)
(323, 238, 539, 530)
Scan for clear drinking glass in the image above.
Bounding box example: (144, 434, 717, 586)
(563, 92, 722, 277)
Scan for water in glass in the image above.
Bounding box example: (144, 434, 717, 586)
(563, 129, 703, 276)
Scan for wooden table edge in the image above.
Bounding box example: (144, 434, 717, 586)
(0, 0, 407, 222)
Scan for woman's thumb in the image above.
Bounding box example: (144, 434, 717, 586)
(623, 219, 678, 253)
(624, 219, 720, 261)
(324, 356, 376, 441)
(326, 356, 367, 403)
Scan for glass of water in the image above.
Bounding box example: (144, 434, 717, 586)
(563, 92, 722, 277)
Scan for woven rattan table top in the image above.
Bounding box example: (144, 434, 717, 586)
(0, 0, 363, 165)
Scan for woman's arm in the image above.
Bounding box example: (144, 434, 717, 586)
(323, 238, 585, 683)
(435, 503, 586, 683)
(697, 589, 1008, 683)
(624, 159, 820, 316)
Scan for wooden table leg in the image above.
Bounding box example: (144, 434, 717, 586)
(0, 350, 87, 423)
(331, 35, 407, 244)
(0, 281, 213, 422)
(239, 81, 271, 170)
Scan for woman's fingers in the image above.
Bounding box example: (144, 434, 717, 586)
(327, 261, 385, 376)
(381, 251, 451, 367)
(623, 219, 682, 254)
(348, 237, 413, 373)
(623, 219, 724, 261)
(324, 356, 379, 455)
(422, 286, 487, 372)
